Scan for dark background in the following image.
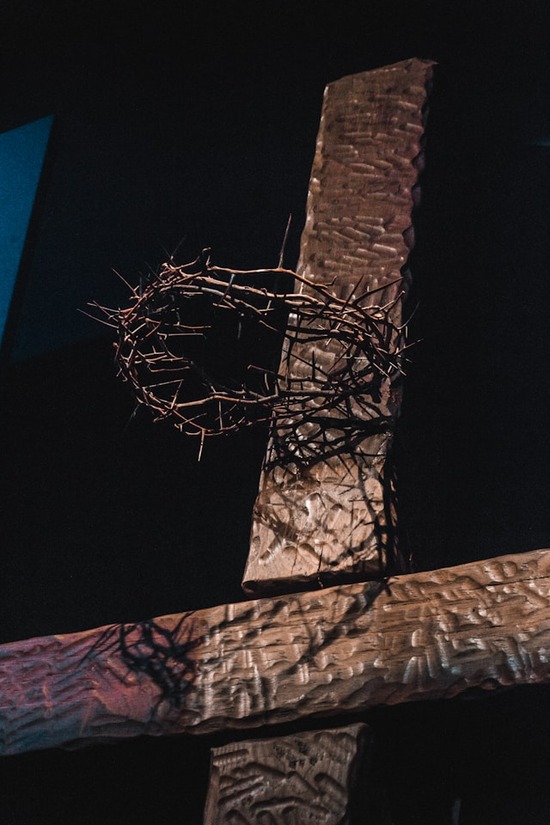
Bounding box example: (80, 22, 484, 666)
(2, 1, 550, 822)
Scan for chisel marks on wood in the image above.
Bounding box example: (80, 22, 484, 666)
(3, 549, 550, 755)
(203, 724, 370, 825)
(244, 58, 435, 594)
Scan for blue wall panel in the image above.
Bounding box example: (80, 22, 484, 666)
(0, 115, 53, 346)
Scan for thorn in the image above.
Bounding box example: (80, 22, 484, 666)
(278, 213, 292, 269)
(112, 268, 138, 295)
(77, 307, 117, 327)
(169, 235, 187, 263)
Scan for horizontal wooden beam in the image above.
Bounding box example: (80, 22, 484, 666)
(2, 548, 550, 755)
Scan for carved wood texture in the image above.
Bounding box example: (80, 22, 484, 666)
(2, 549, 550, 754)
(203, 724, 370, 825)
(243, 58, 435, 594)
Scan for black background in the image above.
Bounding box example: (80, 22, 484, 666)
(2, 1, 550, 822)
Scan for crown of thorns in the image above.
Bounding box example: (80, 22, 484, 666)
(91, 252, 406, 464)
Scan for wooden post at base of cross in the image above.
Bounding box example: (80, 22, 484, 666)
(203, 724, 373, 825)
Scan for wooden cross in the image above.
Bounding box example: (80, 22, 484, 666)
(2, 58, 549, 822)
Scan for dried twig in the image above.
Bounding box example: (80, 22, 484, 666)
(91, 252, 406, 470)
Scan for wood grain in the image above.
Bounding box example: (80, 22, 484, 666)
(243, 58, 435, 594)
(2, 549, 550, 754)
(203, 724, 370, 825)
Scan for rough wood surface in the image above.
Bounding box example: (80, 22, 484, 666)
(203, 724, 370, 825)
(2, 548, 550, 755)
(243, 58, 435, 594)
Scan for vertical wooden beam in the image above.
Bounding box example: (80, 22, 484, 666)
(243, 58, 435, 595)
(203, 724, 371, 825)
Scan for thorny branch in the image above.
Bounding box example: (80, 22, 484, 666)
(91, 251, 407, 470)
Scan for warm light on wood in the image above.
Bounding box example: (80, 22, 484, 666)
(2, 549, 550, 755)
(243, 58, 435, 594)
